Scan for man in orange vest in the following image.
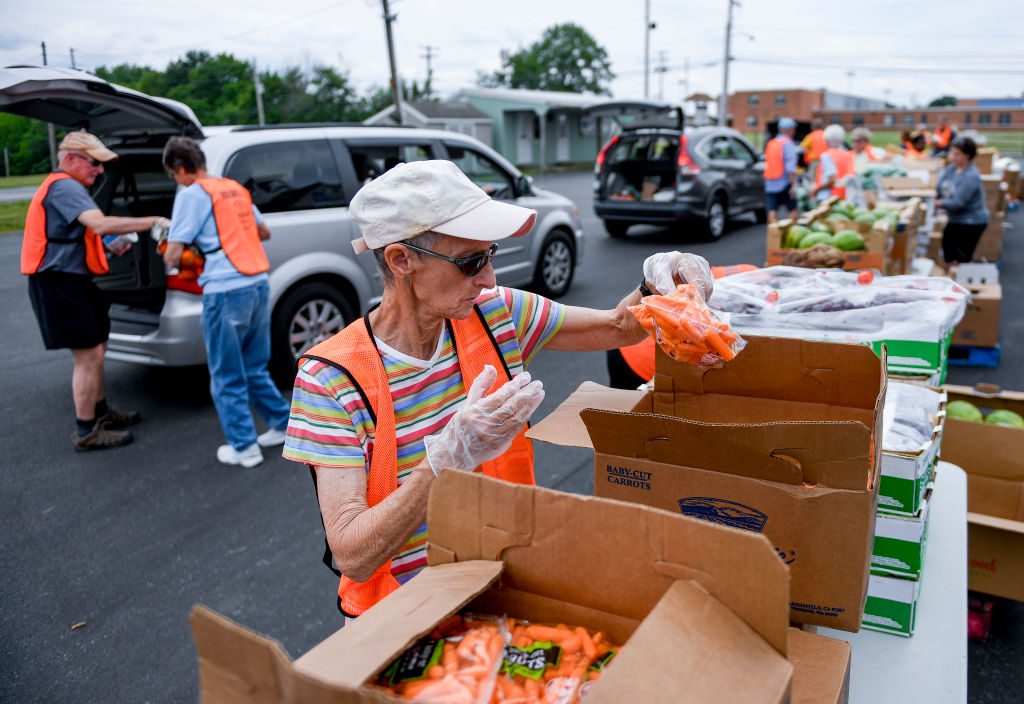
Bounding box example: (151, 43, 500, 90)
(763, 117, 799, 222)
(161, 136, 291, 468)
(280, 160, 714, 618)
(931, 116, 954, 157)
(800, 118, 827, 178)
(813, 125, 855, 201)
(23, 131, 165, 451)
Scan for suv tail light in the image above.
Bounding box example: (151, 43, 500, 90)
(595, 135, 620, 173)
(167, 273, 203, 295)
(677, 135, 700, 175)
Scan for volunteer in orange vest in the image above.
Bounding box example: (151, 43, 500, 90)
(904, 131, 928, 160)
(23, 131, 164, 451)
(931, 116, 954, 157)
(800, 118, 827, 178)
(851, 127, 888, 173)
(161, 136, 291, 468)
(763, 117, 799, 222)
(812, 125, 855, 202)
(281, 160, 713, 618)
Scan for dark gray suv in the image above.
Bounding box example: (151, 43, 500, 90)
(593, 125, 766, 239)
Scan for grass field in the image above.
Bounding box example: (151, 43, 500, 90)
(0, 173, 46, 189)
(0, 200, 29, 233)
(744, 130, 1024, 155)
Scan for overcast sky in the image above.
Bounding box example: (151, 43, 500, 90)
(2, 0, 1022, 110)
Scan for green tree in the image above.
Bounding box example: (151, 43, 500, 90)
(478, 23, 614, 95)
(928, 95, 957, 107)
(0, 113, 52, 175)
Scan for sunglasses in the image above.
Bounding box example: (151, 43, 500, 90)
(73, 152, 102, 167)
(402, 241, 498, 277)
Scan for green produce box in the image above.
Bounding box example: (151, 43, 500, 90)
(862, 574, 919, 637)
(872, 489, 932, 579)
(879, 396, 945, 515)
(871, 331, 952, 384)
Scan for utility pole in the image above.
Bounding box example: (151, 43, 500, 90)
(381, 0, 405, 125)
(420, 45, 438, 100)
(643, 0, 652, 99)
(41, 42, 57, 170)
(4, 147, 10, 178)
(718, 0, 737, 126)
(654, 50, 669, 102)
(69, 47, 77, 69)
(683, 57, 690, 102)
(253, 61, 266, 126)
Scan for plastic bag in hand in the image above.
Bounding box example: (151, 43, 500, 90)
(643, 252, 714, 300)
(629, 284, 746, 367)
(424, 365, 544, 475)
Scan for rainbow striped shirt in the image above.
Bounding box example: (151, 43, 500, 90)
(283, 287, 565, 584)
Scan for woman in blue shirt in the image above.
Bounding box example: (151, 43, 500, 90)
(936, 137, 989, 265)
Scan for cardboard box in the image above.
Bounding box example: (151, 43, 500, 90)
(975, 148, 996, 175)
(973, 212, 1004, 262)
(765, 219, 889, 270)
(879, 397, 944, 516)
(192, 472, 836, 703)
(529, 337, 885, 631)
(789, 628, 851, 704)
(981, 176, 1008, 215)
(871, 330, 951, 383)
(951, 283, 1001, 347)
(872, 490, 932, 579)
(862, 574, 919, 637)
(941, 384, 1024, 600)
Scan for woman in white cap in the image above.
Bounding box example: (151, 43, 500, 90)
(282, 160, 712, 619)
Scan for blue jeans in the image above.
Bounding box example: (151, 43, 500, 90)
(201, 281, 290, 450)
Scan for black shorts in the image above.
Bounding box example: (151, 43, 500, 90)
(27, 271, 110, 350)
(942, 222, 987, 264)
(766, 190, 797, 213)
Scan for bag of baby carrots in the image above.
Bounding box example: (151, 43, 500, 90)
(491, 620, 619, 704)
(374, 613, 508, 703)
(628, 283, 746, 367)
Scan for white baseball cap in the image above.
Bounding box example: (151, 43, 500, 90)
(349, 160, 537, 254)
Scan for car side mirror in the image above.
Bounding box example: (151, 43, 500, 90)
(516, 175, 533, 197)
(757, 152, 766, 161)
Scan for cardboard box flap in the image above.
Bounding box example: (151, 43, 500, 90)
(581, 408, 872, 491)
(190, 606, 394, 704)
(587, 580, 792, 704)
(788, 628, 851, 704)
(968, 511, 1024, 534)
(428, 472, 791, 656)
(526, 381, 645, 449)
(657, 336, 884, 411)
(294, 561, 503, 687)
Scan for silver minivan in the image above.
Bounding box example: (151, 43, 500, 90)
(1, 66, 585, 382)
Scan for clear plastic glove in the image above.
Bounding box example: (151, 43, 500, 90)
(423, 365, 545, 475)
(643, 251, 714, 300)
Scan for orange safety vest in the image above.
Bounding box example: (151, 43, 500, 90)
(763, 135, 791, 180)
(815, 147, 855, 199)
(21, 172, 109, 276)
(933, 125, 952, 149)
(904, 142, 925, 159)
(803, 130, 827, 164)
(301, 307, 535, 617)
(194, 177, 269, 276)
(619, 336, 656, 382)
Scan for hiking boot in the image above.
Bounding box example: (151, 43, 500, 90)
(72, 423, 133, 451)
(216, 443, 264, 468)
(98, 406, 141, 430)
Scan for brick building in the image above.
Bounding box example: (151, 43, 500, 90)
(728, 88, 886, 131)
(813, 104, 1024, 131)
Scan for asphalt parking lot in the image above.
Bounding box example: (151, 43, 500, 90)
(1, 171, 1021, 702)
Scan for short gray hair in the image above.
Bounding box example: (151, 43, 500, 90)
(823, 124, 846, 147)
(374, 230, 443, 285)
(851, 127, 872, 142)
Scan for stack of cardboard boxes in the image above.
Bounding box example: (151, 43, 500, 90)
(975, 176, 1009, 262)
(867, 383, 947, 636)
(950, 263, 1002, 352)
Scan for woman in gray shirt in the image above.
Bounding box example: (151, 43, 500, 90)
(936, 136, 989, 264)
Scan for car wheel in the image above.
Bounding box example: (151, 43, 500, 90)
(270, 281, 356, 386)
(532, 230, 575, 298)
(704, 195, 727, 240)
(604, 221, 629, 238)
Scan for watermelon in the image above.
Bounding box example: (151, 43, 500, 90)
(811, 221, 833, 234)
(825, 213, 850, 225)
(798, 232, 834, 249)
(833, 230, 866, 251)
(854, 213, 875, 224)
(947, 400, 983, 422)
(985, 409, 1024, 429)
(784, 225, 811, 249)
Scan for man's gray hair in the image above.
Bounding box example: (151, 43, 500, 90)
(374, 230, 443, 285)
(823, 124, 846, 147)
(851, 127, 872, 142)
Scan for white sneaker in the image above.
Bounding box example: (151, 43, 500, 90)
(257, 426, 287, 448)
(216, 443, 264, 468)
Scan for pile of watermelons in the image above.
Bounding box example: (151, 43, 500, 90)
(783, 200, 899, 251)
(947, 401, 1024, 428)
